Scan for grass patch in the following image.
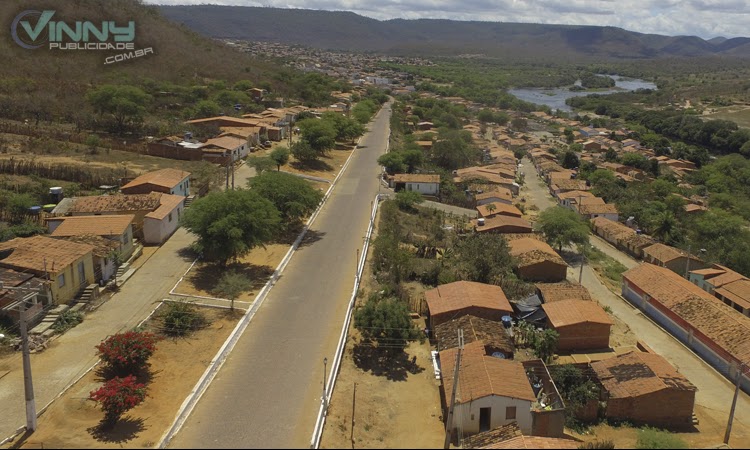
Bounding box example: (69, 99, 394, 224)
(586, 247, 627, 284)
(53, 309, 84, 334)
(636, 426, 688, 449)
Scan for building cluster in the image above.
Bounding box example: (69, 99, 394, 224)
(0, 168, 191, 335)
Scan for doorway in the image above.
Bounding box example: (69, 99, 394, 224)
(479, 407, 491, 432)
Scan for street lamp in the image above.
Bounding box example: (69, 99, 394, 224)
(322, 357, 328, 410)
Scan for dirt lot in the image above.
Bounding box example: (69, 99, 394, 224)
(3, 307, 240, 450)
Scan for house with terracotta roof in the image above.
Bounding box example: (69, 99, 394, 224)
(201, 135, 249, 163)
(535, 282, 592, 304)
(592, 351, 697, 427)
(440, 341, 565, 436)
(143, 194, 186, 245)
(461, 422, 578, 449)
(549, 180, 589, 197)
(434, 315, 514, 358)
(424, 281, 512, 330)
(575, 202, 619, 221)
(690, 265, 750, 317)
(476, 202, 523, 219)
(556, 190, 595, 209)
(622, 263, 750, 391)
(120, 168, 191, 197)
(389, 174, 440, 196)
(590, 217, 656, 259)
(0, 236, 95, 305)
(475, 216, 533, 235)
(542, 299, 613, 351)
(642, 243, 708, 277)
(0, 268, 50, 326)
(475, 187, 514, 206)
(508, 238, 567, 282)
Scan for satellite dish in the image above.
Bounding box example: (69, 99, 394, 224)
(491, 352, 506, 359)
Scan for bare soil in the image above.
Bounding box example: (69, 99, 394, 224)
(4, 307, 240, 450)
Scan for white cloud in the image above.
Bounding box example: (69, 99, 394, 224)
(146, 0, 750, 38)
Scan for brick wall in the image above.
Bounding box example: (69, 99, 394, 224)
(606, 389, 695, 428)
(518, 261, 567, 282)
(554, 323, 611, 351)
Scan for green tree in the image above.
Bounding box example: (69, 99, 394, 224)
(297, 118, 337, 155)
(291, 140, 319, 162)
(181, 189, 281, 266)
(395, 190, 424, 211)
(86, 84, 150, 133)
(322, 112, 365, 143)
(532, 329, 559, 363)
(378, 152, 406, 174)
(269, 146, 291, 171)
(448, 233, 513, 284)
(604, 147, 619, 162)
(354, 297, 421, 353)
(535, 207, 590, 252)
(560, 150, 580, 169)
(191, 161, 221, 195)
(193, 100, 221, 119)
(400, 149, 424, 173)
(215, 270, 252, 311)
(246, 156, 276, 175)
(7, 193, 35, 224)
(248, 171, 324, 225)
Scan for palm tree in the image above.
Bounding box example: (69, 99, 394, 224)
(652, 211, 678, 244)
(485, 203, 497, 216)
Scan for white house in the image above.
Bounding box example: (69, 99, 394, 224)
(389, 174, 440, 196)
(143, 194, 186, 245)
(440, 341, 535, 435)
(120, 168, 191, 197)
(202, 135, 249, 162)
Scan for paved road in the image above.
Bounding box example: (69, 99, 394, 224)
(168, 104, 392, 449)
(524, 156, 750, 446)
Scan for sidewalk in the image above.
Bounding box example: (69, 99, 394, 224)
(0, 228, 196, 442)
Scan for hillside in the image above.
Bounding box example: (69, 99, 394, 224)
(159, 5, 750, 59)
(0, 0, 292, 124)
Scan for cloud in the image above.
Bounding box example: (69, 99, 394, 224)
(146, 0, 750, 38)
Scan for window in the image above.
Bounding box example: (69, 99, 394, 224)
(58, 274, 65, 287)
(505, 406, 516, 420)
(168, 212, 173, 222)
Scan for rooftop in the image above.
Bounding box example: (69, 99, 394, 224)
(476, 202, 523, 218)
(121, 168, 190, 190)
(592, 351, 696, 398)
(0, 236, 94, 274)
(643, 243, 688, 263)
(50, 215, 134, 238)
(434, 315, 514, 355)
(392, 173, 440, 183)
(424, 281, 512, 317)
(145, 194, 185, 220)
(543, 299, 613, 327)
(440, 341, 536, 404)
(475, 216, 532, 233)
(68, 193, 162, 214)
(508, 238, 567, 267)
(536, 282, 593, 303)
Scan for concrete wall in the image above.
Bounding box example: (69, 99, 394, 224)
(143, 203, 183, 245)
(455, 396, 533, 435)
(405, 182, 439, 196)
(51, 253, 95, 304)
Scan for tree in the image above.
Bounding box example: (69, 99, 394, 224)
(95, 330, 159, 376)
(400, 149, 424, 173)
(181, 189, 281, 266)
(193, 100, 221, 119)
(322, 112, 365, 143)
(86, 84, 150, 133)
(246, 156, 276, 175)
(269, 146, 291, 171)
(215, 270, 252, 311)
(604, 147, 619, 162)
(89, 375, 147, 428)
(532, 329, 559, 363)
(248, 171, 324, 225)
(378, 152, 406, 174)
(560, 150, 579, 169)
(650, 211, 678, 244)
(448, 233, 513, 284)
(395, 190, 424, 211)
(485, 203, 497, 215)
(297, 118, 337, 154)
(354, 297, 421, 353)
(191, 161, 221, 195)
(290, 140, 319, 162)
(534, 207, 590, 252)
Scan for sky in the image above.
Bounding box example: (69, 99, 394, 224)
(147, 0, 750, 39)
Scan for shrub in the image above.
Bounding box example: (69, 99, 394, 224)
(636, 427, 688, 449)
(96, 330, 159, 376)
(52, 310, 84, 334)
(89, 375, 147, 427)
(395, 190, 424, 211)
(160, 302, 207, 337)
(579, 441, 615, 449)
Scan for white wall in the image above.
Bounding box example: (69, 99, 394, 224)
(454, 396, 533, 436)
(143, 204, 183, 245)
(169, 177, 191, 197)
(406, 182, 439, 196)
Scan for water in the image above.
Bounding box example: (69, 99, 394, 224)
(508, 75, 657, 113)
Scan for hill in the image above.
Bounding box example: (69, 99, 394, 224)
(158, 5, 750, 59)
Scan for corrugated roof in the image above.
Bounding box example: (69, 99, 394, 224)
(592, 351, 696, 398)
(425, 281, 512, 317)
(121, 168, 190, 190)
(624, 263, 750, 366)
(536, 282, 593, 303)
(145, 194, 185, 220)
(50, 215, 134, 237)
(441, 341, 536, 403)
(543, 299, 613, 327)
(0, 236, 93, 273)
(434, 315, 514, 354)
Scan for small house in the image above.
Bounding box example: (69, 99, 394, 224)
(542, 299, 613, 351)
(424, 281, 513, 330)
(475, 216, 533, 234)
(507, 238, 567, 282)
(120, 168, 191, 197)
(389, 174, 440, 196)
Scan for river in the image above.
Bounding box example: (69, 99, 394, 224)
(508, 75, 657, 113)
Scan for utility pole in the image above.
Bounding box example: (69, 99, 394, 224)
(19, 304, 37, 432)
(322, 357, 329, 412)
(724, 362, 745, 444)
(579, 251, 585, 284)
(225, 158, 230, 191)
(443, 329, 463, 449)
(685, 244, 692, 279)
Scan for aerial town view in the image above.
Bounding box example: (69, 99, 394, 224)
(1, 1, 750, 449)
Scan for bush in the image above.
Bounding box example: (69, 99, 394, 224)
(52, 310, 84, 334)
(96, 330, 159, 376)
(636, 427, 688, 449)
(579, 441, 615, 449)
(395, 190, 424, 211)
(160, 302, 207, 337)
(89, 375, 147, 427)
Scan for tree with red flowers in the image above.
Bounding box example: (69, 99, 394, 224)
(89, 375, 147, 427)
(96, 330, 159, 376)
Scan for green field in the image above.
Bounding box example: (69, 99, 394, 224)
(704, 107, 750, 129)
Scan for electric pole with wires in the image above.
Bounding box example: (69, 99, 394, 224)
(443, 329, 463, 449)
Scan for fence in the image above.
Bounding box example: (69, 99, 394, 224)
(0, 159, 125, 188)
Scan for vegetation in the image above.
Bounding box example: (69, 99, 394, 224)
(531, 329, 559, 363)
(181, 189, 281, 266)
(578, 441, 615, 449)
(534, 207, 590, 252)
(159, 302, 207, 336)
(550, 364, 600, 429)
(248, 171, 324, 226)
(214, 270, 253, 311)
(354, 295, 422, 353)
(52, 310, 84, 334)
(95, 330, 160, 376)
(89, 375, 147, 428)
(635, 427, 688, 449)
(394, 190, 424, 211)
(269, 146, 291, 170)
